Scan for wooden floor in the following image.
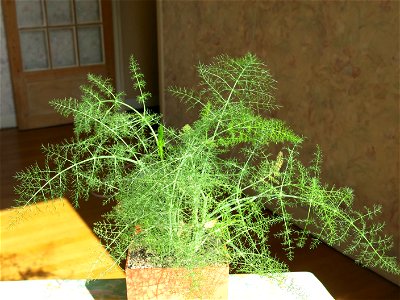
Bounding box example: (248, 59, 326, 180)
(1, 124, 399, 299)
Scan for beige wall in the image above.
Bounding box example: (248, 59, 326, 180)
(157, 1, 399, 283)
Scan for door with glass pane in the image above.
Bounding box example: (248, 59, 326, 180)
(2, 0, 114, 129)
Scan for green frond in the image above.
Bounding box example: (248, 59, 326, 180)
(168, 86, 203, 110)
(196, 53, 279, 112)
(129, 55, 152, 105)
(310, 145, 323, 177)
(14, 163, 67, 207)
(50, 97, 78, 118)
(87, 73, 117, 100)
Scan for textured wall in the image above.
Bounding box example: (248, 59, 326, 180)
(158, 0, 399, 281)
(0, 4, 17, 128)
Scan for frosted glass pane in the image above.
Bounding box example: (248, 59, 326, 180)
(75, 0, 100, 23)
(20, 30, 49, 70)
(16, 0, 44, 28)
(49, 29, 76, 68)
(46, 0, 73, 25)
(78, 26, 103, 65)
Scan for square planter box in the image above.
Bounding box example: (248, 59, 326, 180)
(125, 265, 229, 299)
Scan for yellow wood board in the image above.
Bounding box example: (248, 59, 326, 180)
(0, 198, 125, 280)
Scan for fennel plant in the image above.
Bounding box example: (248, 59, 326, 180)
(15, 53, 400, 277)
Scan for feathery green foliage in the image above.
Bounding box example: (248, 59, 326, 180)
(15, 54, 400, 279)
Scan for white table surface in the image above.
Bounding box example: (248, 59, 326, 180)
(229, 272, 334, 300)
(0, 272, 334, 299)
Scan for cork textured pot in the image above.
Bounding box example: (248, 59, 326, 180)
(125, 264, 229, 299)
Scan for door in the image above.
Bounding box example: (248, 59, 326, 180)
(2, 0, 115, 129)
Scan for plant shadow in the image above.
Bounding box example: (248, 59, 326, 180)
(85, 278, 127, 300)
